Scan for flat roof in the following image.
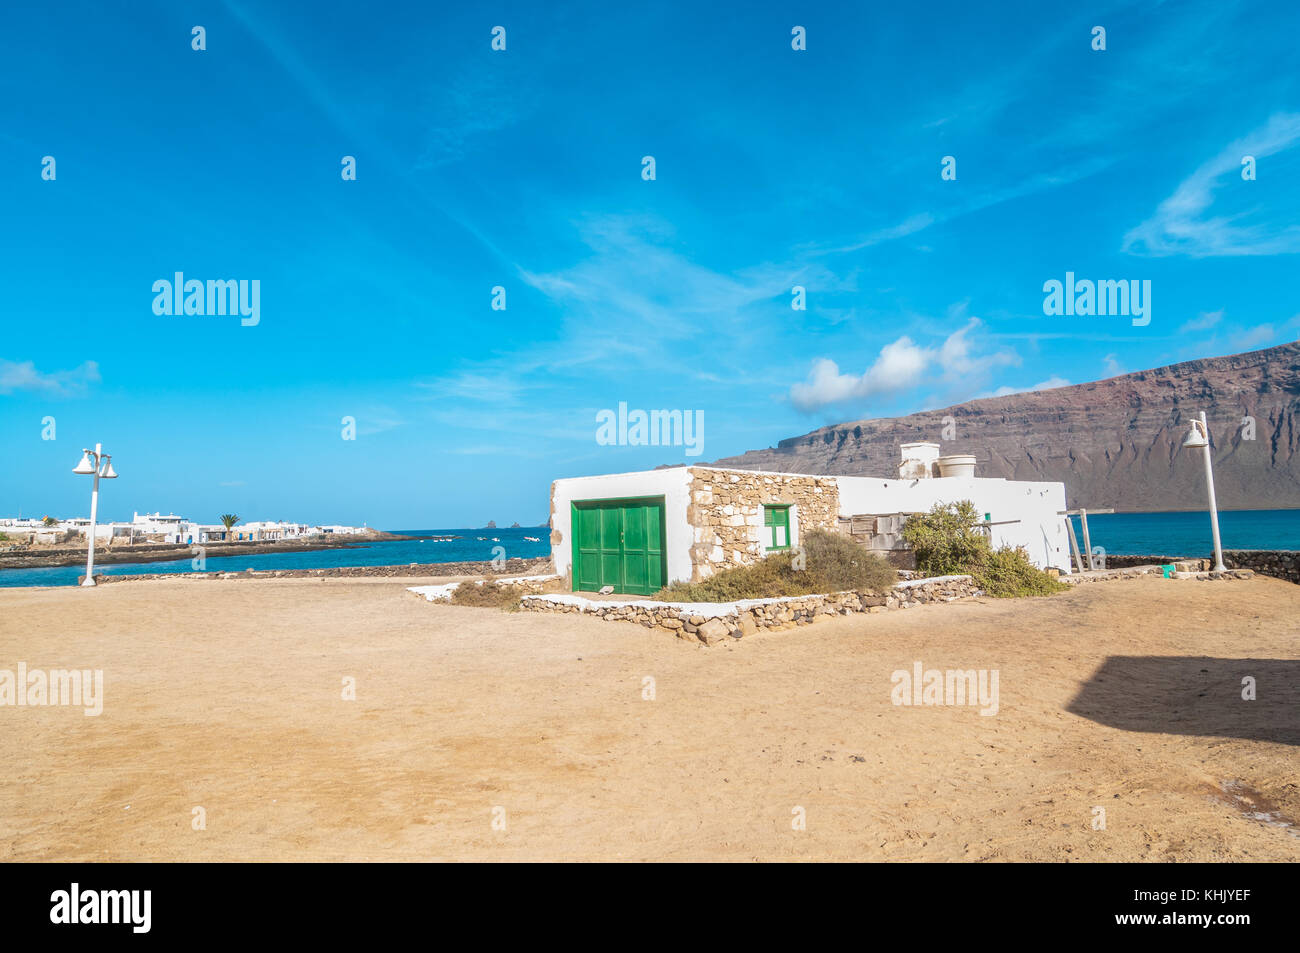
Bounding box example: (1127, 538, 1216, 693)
(552, 465, 1067, 487)
(552, 465, 842, 483)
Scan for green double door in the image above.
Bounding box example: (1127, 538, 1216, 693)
(572, 497, 666, 595)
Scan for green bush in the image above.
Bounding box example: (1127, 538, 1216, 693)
(973, 545, 1070, 598)
(900, 500, 988, 577)
(654, 529, 895, 602)
(901, 501, 1068, 598)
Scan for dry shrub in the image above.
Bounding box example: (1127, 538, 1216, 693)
(450, 580, 523, 610)
(654, 529, 895, 602)
(449, 575, 567, 610)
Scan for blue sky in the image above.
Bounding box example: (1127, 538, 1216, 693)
(2, 0, 1298, 527)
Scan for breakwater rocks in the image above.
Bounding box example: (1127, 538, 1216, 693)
(519, 575, 979, 645)
(84, 556, 553, 585)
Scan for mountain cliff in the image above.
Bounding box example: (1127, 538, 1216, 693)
(712, 342, 1300, 511)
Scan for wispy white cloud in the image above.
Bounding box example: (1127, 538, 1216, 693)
(416, 371, 526, 406)
(0, 359, 100, 396)
(790, 343, 928, 411)
(221, 0, 517, 270)
(513, 214, 855, 385)
(1179, 309, 1224, 333)
(822, 214, 935, 255)
(789, 317, 1019, 412)
(1123, 112, 1300, 257)
(416, 72, 534, 170)
(1102, 354, 1124, 377)
(449, 444, 545, 458)
(812, 156, 1116, 258)
(1231, 324, 1276, 351)
(520, 214, 833, 340)
(980, 376, 1070, 399)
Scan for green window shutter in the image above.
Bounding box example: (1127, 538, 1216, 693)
(764, 505, 790, 550)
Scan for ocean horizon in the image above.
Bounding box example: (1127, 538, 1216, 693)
(3, 511, 1297, 589)
(0, 526, 552, 589)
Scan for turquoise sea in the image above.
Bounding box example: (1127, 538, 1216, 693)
(1065, 509, 1300, 558)
(2, 512, 1297, 588)
(0, 527, 551, 588)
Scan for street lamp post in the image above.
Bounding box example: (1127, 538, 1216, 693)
(1180, 412, 1226, 573)
(73, 443, 118, 586)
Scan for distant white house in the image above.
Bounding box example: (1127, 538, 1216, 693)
(234, 521, 313, 541)
(548, 443, 1072, 595)
(2, 512, 361, 546)
(315, 524, 366, 535)
(133, 512, 187, 534)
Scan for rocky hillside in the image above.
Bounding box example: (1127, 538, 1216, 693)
(712, 342, 1300, 511)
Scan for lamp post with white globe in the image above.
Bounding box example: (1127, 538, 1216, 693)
(1180, 412, 1226, 573)
(73, 443, 118, 586)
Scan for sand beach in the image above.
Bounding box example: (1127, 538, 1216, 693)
(1, 573, 1296, 862)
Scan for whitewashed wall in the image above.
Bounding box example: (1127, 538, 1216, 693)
(551, 468, 1073, 581)
(550, 468, 694, 583)
(834, 476, 1072, 572)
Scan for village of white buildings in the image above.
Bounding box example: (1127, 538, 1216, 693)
(0, 512, 371, 546)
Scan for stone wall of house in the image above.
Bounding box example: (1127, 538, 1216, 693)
(686, 468, 840, 581)
(520, 575, 979, 645)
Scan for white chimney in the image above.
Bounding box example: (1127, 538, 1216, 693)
(899, 442, 941, 479)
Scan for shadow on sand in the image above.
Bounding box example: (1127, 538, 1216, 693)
(1067, 657, 1300, 747)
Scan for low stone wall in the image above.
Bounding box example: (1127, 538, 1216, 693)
(519, 575, 978, 645)
(1084, 551, 1298, 584)
(1101, 554, 1199, 569)
(1222, 550, 1300, 584)
(1061, 563, 1254, 584)
(408, 574, 560, 602)
(1060, 564, 1167, 584)
(85, 556, 553, 585)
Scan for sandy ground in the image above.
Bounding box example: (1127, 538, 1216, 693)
(1, 574, 1297, 862)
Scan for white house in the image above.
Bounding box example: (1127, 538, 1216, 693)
(132, 512, 187, 535)
(548, 444, 1072, 595)
(234, 521, 313, 541)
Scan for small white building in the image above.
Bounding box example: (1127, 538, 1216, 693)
(133, 512, 187, 534)
(235, 521, 313, 541)
(315, 524, 366, 535)
(548, 444, 1072, 595)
